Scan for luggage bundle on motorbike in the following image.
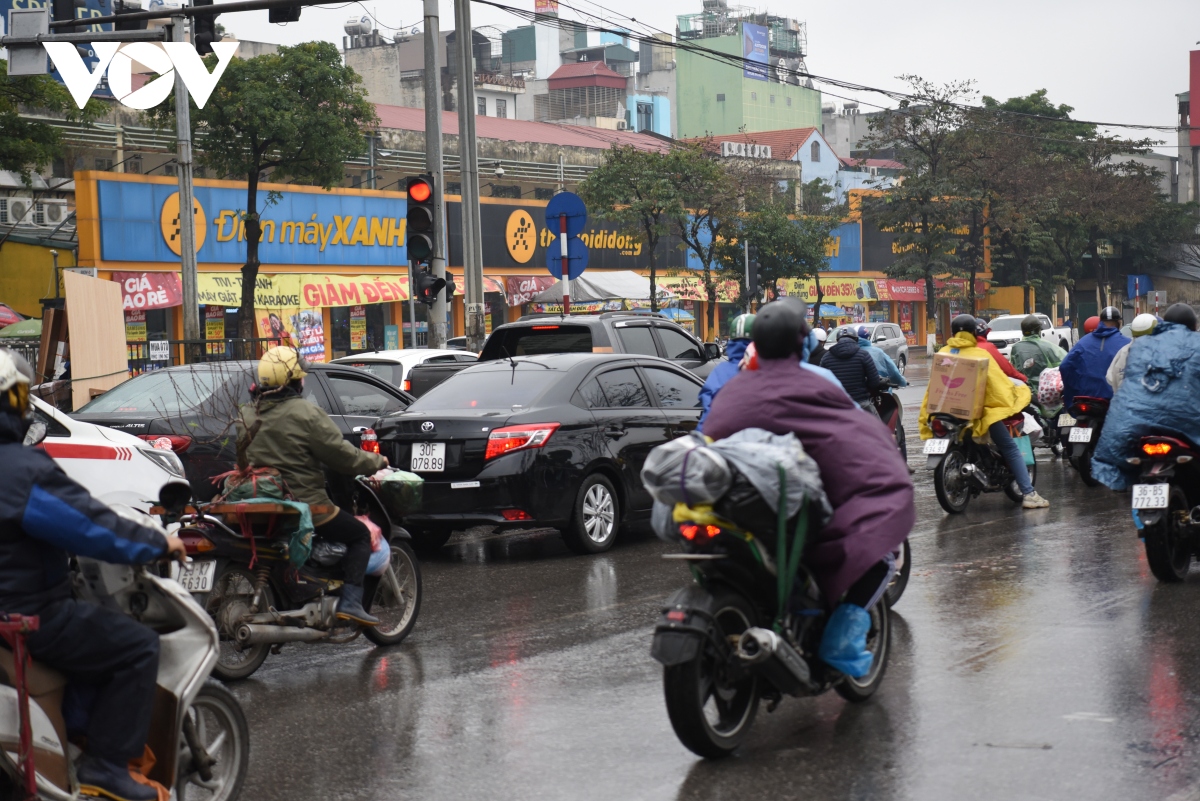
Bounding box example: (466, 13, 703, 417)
(641, 430, 894, 759)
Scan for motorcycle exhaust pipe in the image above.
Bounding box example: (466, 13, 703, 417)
(235, 624, 329, 645)
(735, 627, 816, 697)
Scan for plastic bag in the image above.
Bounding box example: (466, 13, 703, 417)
(1037, 367, 1063, 407)
(708, 429, 831, 526)
(357, 515, 384, 551)
(641, 433, 732, 507)
(309, 540, 347, 567)
(1022, 412, 1043, 442)
(376, 470, 425, 518)
(366, 537, 391, 577)
(1015, 434, 1035, 466)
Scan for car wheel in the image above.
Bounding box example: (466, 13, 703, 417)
(897, 354, 906, 375)
(562, 474, 620, 554)
(408, 528, 453, 557)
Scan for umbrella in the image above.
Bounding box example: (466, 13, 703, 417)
(0, 304, 22, 327)
(0, 319, 41, 338)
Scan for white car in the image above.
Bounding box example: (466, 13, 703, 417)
(331, 348, 478, 392)
(30, 395, 185, 512)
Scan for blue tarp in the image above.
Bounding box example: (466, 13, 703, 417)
(1092, 322, 1200, 490)
(1126, 274, 1153, 299)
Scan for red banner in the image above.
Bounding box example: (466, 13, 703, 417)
(113, 271, 183, 311)
(505, 275, 557, 306)
(876, 278, 987, 301)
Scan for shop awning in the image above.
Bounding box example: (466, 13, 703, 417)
(530, 271, 676, 303)
(625, 307, 695, 322)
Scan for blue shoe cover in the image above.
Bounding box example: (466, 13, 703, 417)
(819, 603, 874, 678)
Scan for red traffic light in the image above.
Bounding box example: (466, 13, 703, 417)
(408, 180, 432, 203)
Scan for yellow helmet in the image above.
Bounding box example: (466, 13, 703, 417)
(258, 346, 308, 389)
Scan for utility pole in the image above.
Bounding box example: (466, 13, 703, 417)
(424, 0, 448, 349)
(367, 134, 376, 189)
(453, 0, 485, 350)
(171, 14, 201, 348)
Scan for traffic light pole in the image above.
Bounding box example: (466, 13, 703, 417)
(453, 0, 486, 350)
(743, 239, 750, 312)
(423, 0, 448, 350)
(171, 14, 201, 347)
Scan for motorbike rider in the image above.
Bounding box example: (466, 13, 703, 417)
(703, 299, 914, 679)
(238, 346, 388, 626)
(697, 313, 754, 431)
(919, 315, 1051, 509)
(856, 325, 907, 388)
(1082, 316, 1100, 336)
(972, 318, 1028, 382)
(1106, 313, 1157, 392)
(821, 327, 886, 415)
(1009, 314, 1066, 389)
(0, 349, 187, 801)
(1059, 306, 1130, 408)
(807, 326, 828, 366)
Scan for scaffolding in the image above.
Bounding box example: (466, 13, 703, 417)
(676, 2, 806, 59)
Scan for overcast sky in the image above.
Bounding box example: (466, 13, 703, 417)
(221, 0, 1198, 152)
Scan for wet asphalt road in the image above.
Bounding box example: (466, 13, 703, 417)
(231, 360, 1200, 801)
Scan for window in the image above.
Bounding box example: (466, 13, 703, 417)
(477, 97, 487, 116)
(496, 99, 507, 119)
(595, 368, 650, 408)
(480, 325, 593, 358)
(786, 97, 792, 106)
(94, 158, 113, 171)
(770, 95, 775, 104)
(302, 379, 334, 413)
(340, 361, 404, 386)
(576, 378, 608, 409)
(811, 141, 821, 162)
(716, 93, 725, 102)
(656, 327, 702, 360)
(750, 91, 757, 101)
(126, 155, 142, 174)
(616, 326, 658, 356)
(409, 367, 561, 411)
(325, 374, 406, 417)
(645, 367, 700, 408)
(636, 101, 653, 132)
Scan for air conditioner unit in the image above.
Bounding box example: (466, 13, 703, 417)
(616, 119, 628, 130)
(0, 196, 34, 226)
(40, 200, 69, 226)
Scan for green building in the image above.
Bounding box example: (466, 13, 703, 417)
(675, 19, 822, 138)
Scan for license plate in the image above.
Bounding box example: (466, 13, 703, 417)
(923, 439, 950, 454)
(1132, 484, 1170, 509)
(176, 560, 216, 593)
(1058, 414, 1076, 427)
(411, 441, 445, 472)
(1069, 427, 1093, 443)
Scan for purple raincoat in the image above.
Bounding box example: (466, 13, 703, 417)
(703, 357, 915, 604)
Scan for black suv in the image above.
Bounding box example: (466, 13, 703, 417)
(406, 313, 720, 397)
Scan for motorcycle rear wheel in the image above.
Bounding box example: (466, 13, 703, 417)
(884, 539, 911, 607)
(207, 567, 271, 682)
(663, 590, 760, 759)
(834, 598, 891, 703)
(1078, 446, 1101, 487)
(934, 448, 971, 514)
(1144, 486, 1193, 583)
(177, 681, 249, 801)
(364, 539, 423, 646)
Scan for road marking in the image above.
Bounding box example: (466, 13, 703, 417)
(1063, 712, 1115, 724)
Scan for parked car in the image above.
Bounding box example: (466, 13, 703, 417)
(830, 322, 910, 374)
(445, 336, 470, 350)
(73, 361, 414, 500)
(376, 353, 704, 555)
(30, 395, 184, 512)
(985, 313, 1074, 355)
(331, 348, 478, 391)
(405, 313, 721, 397)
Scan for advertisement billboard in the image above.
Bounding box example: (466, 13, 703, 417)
(742, 23, 769, 81)
(2, 0, 115, 98)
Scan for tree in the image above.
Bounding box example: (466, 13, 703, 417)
(715, 201, 834, 311)
(150, 42, 377, 339)
(579, 146, 681, 312)
(0, 58, 102, 183)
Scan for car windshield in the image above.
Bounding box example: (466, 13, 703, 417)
(408, 364, 562, 411)
(480, 325, 593, 359)
(340, 361, 403, 386)
(987, 318, 1025, 331)
(77, 365, 251, 416)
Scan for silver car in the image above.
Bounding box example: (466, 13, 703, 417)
(830, 322, 910, 374)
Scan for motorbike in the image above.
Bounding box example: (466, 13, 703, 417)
(171, 474, 422, 681)
(870, 384, 911, 605)
(1025, 401, 1064, 457)
(0, 483, 249, 801)
(1059, 396, 1109, 487)
(651, 508, 892, 759)
(1129, 434, 1200, 582)
(924, 413, 1037, 514)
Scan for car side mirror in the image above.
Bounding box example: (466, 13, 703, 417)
(22, 420, 48, 447)
(704, 342, 721, 361)
(874, 334, 887, 342)
(157, 480, 192, 516)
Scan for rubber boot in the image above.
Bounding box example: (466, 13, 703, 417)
(76, 754, 158, 801)
(818, 603, 874, 678)
(336, 584, 380, 627)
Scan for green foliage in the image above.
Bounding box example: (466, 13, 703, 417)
(715, 202, 834, 309)
(0, 59, 103, 183)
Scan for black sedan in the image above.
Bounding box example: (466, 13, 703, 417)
(73, 361, 414, 500)
(375, 353, 704, 555)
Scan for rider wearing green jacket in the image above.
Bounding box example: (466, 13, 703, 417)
(1009, 314, 1066, 391)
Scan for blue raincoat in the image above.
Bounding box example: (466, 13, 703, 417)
(858, 338, 907, 387)
(698, 338, 749, 429)
(1092, 322, 1200, 490)
(1059, 326, 1130, 407)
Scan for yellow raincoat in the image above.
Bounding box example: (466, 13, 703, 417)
(918, 331, 1032, 440)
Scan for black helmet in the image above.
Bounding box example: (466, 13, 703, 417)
(752, 298, 810, 359)
(1020, 314, 1043, 337)
(1098, 306, 1122, 323)
(950, 314, 977, 336)
(974, 317, 991, 337)
(1163, 303, 1198, 331)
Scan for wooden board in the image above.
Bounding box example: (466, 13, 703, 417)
(63, 271, 128, 410)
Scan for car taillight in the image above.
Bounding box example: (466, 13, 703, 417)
(1143, 442, 1172, 457)
(501, 509, 532, 521)
(402, 379, 412, 392)
(679, 523, 721, 542)
(360, 428, 380, 454)
(137, 434, 192, 453)
(484, 423, 560, 460)
(930, 419, 948, 437)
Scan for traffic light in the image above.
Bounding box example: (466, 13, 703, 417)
(193, 0, 218, 56)
(412, 267, 447, 307)
(113, 0, 147, 32)
(268, 3, 303, 23)
(406, 174, 435, 263)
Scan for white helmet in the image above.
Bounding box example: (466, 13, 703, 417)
(1130, 313, 1157, 338)
(0, 348, 32, 417)
(812, 328, 827, 343)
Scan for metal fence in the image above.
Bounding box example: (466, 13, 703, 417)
(127, 337, 284, 375)
(0, 339, 39, 369)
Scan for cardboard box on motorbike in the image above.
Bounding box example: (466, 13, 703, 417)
(927, 353, 989, 420)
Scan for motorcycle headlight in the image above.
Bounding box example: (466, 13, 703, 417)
(140, 447, 186, 479)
